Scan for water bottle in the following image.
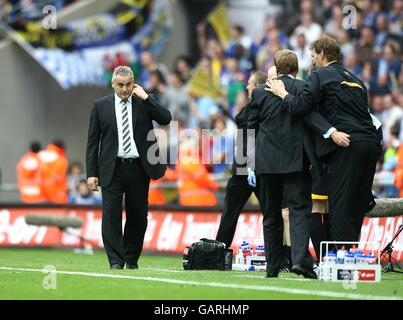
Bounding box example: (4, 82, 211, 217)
(255, 245, 265, 256)
(354, 250, 363, 264)
(323, 251, 336, 264)
(344, 252, 355, 265)
(240, 241, 252, 256)
(336, 246, 347, 264)
(367, 253, 376, 265)
(224, 249, 233, 270)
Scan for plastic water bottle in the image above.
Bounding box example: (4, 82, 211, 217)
(240, 241, 251, 263)
(240, 241, 249, 252)
(255, 245, 265, 256)
(355, 253, 365, 264)
(224, 249, 233, 270)
(323, 251, 336, 264)
(336, 246, 347, 264)
(367, 253, 376, 265)
(344, 252, 355, 265)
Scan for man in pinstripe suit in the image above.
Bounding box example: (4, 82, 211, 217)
(247, 50, 318, 279)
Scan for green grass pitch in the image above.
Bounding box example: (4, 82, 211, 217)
(0, 248, 402, 300)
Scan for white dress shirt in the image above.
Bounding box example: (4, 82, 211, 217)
(114, 94, 139, 158)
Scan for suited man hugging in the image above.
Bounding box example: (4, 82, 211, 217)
(247, 50, 318, 279)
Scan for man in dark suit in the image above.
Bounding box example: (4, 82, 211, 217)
(86, 66, 172, 269)
(247, 50, 319, 279)
(215, 71, 267, 248)
(267, 36, 379, 244)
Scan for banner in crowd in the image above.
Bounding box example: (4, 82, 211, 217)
(207, 2, 231, 49)
(0, 0, 172, 89)
(0, 207, 402, 262)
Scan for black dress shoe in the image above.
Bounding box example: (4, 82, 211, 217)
(110, 264, 124, 270)
(126, 263, 138, 269)
(291, 264, 317, 279)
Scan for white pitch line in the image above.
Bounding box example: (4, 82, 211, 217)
(233, 274, 314, 282)
(0, 267, 401, 300)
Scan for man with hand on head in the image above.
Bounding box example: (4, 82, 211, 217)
(86, 66, 171, 270)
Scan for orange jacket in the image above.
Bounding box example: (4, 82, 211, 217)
(177, 162, 218, 206)
(16, 151, 46, 203)
(148, 167, 178, 205)
(39, 144, 68, 204)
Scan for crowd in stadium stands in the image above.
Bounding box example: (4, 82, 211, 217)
(0, 0, 78, 24)
(13, 0, 403, 205)
(136, 0, 402, 204)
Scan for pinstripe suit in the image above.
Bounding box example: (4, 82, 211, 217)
(247, 75, 318, 273)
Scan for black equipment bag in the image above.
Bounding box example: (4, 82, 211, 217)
(183, 238, 233, 270)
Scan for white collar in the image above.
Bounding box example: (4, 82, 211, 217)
(115, 94, 132, 105)
(278, 74, 295, 79)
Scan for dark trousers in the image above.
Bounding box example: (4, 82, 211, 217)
(101, 160, 150, 267)
(326, 141, 378, 242)
(216, 175, 260, 248)
(259, 169, 312, 273)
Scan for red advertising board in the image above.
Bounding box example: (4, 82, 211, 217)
(0, 207, 402, 262)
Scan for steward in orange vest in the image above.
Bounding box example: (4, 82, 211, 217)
(39, 141, 69, 204)
(16, 142, 46, 203)
(177, 139, 218, 206)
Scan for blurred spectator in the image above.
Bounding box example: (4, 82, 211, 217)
(210, 116, 234, 174)
(377, 94, 403, 143)
(374, 14, 390, 54)
(39, 140, 68, 204)
(336, 30, 355, 61)
(189, 95, 219, 129)
(16, 141, 45, 203)
(389, 0, 403, 36)
(344, 52, 363, 78)
(256, 30, 282, 71)
(67, 161, 85, 198)
(289, 13, 323, 48)
(176, 130, 218, 206)
(69, 179, 101, 205)
(139, 50, 169, 91)
(173, 55, 193, 83)
(147, 69, 167, 100)
(355, 26, 375, 64)
(394, 142, 403, 197)
(376, 41, 401, 80)
(324, 5, 344, 38)
(161, 71, 191, 126)
(257, 16, 288, 49)
(220, 56, 245, 109)
(226, 25, 258, 62)
(292, 33, 311, 79)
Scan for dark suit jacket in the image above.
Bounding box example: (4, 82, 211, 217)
(231, 102, 252, 176)
(86, 94, 172, 187)
(247, 75, 320, 175)
(282, 63, 377, 158)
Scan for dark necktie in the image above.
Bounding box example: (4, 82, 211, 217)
(121, 100, 131, 154)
